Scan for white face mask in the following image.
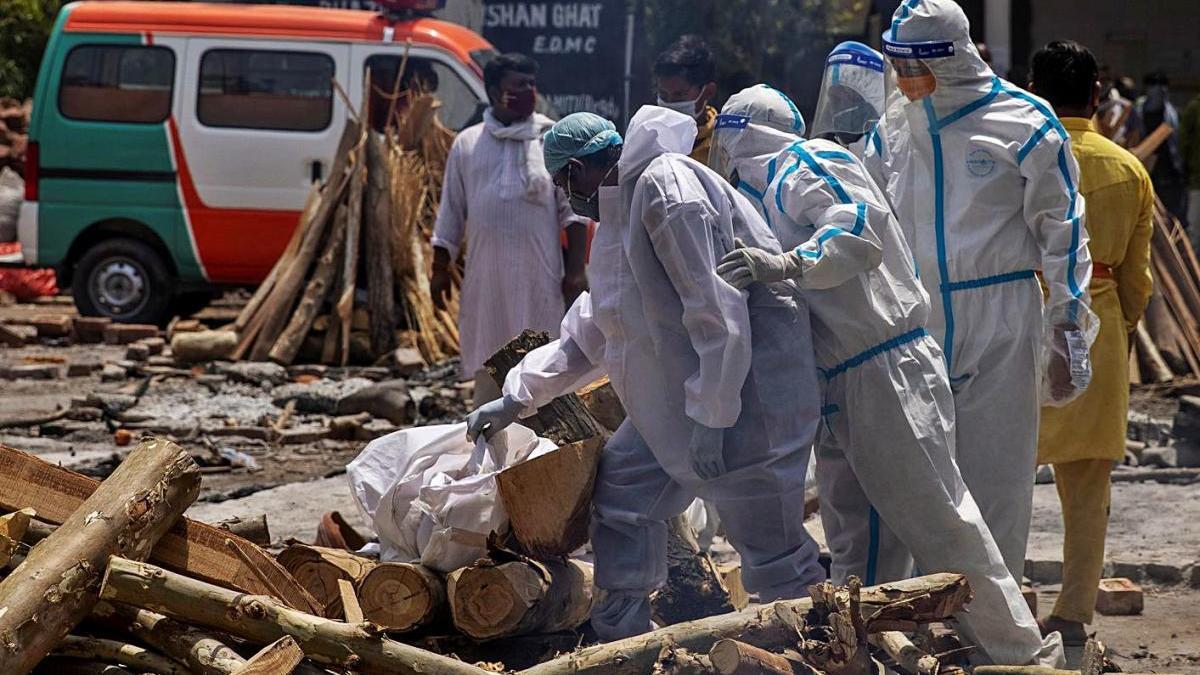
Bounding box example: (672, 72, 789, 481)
(657, 94, 703, 119)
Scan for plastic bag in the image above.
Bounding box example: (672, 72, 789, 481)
(346, 422, 556, 572)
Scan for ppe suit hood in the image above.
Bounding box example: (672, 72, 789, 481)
(883, 0, 994, 114)
(712, 85, 804, 192)
(618, 106, 698, 182)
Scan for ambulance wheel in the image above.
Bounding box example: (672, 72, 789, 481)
(73, 238, 173, 325)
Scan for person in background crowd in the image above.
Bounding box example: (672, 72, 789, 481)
(654, 34, 719, 165)
(1134, 71, 1186, 218)
(865, 0, 1097, 588)
(466, 108, 825, 641)
(1031, 41, 1155, 646)
(1094, 65, 1135, 146)
(1180, 89, 1200, 239)
(431, 53, 589, 405)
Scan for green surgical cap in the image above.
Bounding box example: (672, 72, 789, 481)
(543, 112, 623, 176)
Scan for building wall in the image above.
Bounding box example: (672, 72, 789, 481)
(1019, 0, 1200, 105)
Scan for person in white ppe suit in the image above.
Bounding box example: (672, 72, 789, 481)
(465, 106, 825, 641)
(810, 42, 886, 158)
(713, 85, 1063, 667)
(863, 0, 1097, 585)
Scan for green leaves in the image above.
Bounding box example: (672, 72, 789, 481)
(0, 0, 63, 100)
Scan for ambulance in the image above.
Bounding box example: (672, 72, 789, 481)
(20, 0, 495, 322)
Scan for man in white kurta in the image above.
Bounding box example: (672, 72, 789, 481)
(431, 54, 588, 402)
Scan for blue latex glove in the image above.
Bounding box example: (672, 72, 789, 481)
(689, 423, 726, 480)
(465, 395, 524, 442)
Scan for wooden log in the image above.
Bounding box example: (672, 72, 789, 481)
(521, 573, 971, 675)
(364, 132, 397, 357)
(708, 639, 795, 675)
(974, 669, 1182, 675)
(99, 556, 491, 675)
(356, 562, 445, 633)
(337, 134, 366, 367)
(0, 438, 200, 674)
(32, 658, 133, 675)
(447, 558, 594, 641)
(0, 444, 322, 615)
(484, 330, 604, 445)
(652, 645, 714, 675)
(237, 181, 323, 333)
(171, 331, 238, 364)
(1142, 290, 1188, 374)
(870, 631, 938, 675)
(1136, 323, 1174, 383)
(216, 514, 272, 548)
(276, 544, 376, 616)
(270, 206, 348, 365)
(246, 142, 354, 361)
(0, 507, 33, 566)
(91, 601, 246, 675)
(56, 636, 187, 675)
(652, 515, 733, 626)
(234, 636, 305, 675)
(496, 437, 603, 559)
(576, 377, 625, 433)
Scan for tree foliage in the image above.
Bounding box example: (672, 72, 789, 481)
(0, 0, 63, 100)
(636, 0, 871, 118)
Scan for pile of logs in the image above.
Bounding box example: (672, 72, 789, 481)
(231, 75, 460, 367)
(0, 431, 983, 675)
(0, 98, 29, 177)
(1131, 200, 1200, 385)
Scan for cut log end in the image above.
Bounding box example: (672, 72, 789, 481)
(357, 563, 445, 633)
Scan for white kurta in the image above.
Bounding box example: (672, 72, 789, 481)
(433, 112, 580, 377)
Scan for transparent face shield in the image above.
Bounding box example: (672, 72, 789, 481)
(881, 37, 955, 102)
(709, 113, 749, 183)
(811, 48, 885, 145)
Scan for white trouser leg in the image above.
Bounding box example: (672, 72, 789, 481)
(590, 421, 693, 641)
(822, 338, 1062, 667)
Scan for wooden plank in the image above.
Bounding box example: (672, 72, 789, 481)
(338, 579, 364, 624)
(233, 636, 304, 675)
(0, 444, 322, 616)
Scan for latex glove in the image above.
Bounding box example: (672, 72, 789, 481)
(689, 423, 726, 480)
(431, 267, 453, 310)
(1046, 325, 1091, 404)
(715, 238, 803, 290)
(465, 394, 524, 442)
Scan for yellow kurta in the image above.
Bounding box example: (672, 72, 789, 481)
(690, 105, 718, 165)
(1038, 118, 1155, 464)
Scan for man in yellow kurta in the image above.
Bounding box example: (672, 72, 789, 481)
(1031, 41, 1154, 645)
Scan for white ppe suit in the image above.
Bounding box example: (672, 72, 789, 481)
(504, 106, 825, 640)
(713, 85, 1062, 667)
(864, 0, 1096, 584)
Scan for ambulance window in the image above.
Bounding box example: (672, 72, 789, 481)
(59, 45, 174, 123)
(198, 49, 334, 132)
(364, 55, 484, 132)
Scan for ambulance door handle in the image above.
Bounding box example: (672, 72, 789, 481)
(310, 160, 324, 183)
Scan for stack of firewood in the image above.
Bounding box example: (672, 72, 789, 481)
(1131, 200, 1200, 385)
(0, 98, 30, 177)
(0, 433, 982, 674)
(231, 78, 460, 367)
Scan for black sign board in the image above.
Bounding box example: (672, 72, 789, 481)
(481, 2, 628, 122)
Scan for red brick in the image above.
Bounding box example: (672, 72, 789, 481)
(103, 323, 160, 345)
(1096, 577, 1143, 616)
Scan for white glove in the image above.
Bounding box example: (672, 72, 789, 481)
(465, 395, 524, 442)
(716, 238, 804, 290)
(689, 423, 726, 480)
(1045, 325, 1092, 405)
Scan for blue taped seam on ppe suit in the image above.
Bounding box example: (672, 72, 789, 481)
(506, 106, 824, 642)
